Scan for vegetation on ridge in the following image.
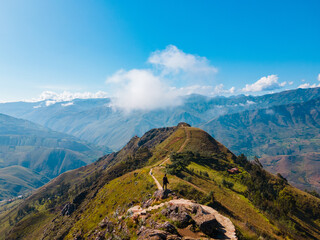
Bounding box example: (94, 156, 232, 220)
(0, 124, 319, 240)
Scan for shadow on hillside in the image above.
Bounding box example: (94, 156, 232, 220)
(208, 201, 240, 221)
(213, 221, 231, 239)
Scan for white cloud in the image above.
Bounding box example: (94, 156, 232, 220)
(173, 84, 235, 96)
(106, 69, 182, 111)
(298, 83, 320, 89)
(30, 90, 108, 103)
(318, 73, 320, 81)
(212, 84, 236, 95)
(106, 45, 222, 111)
(247, 100, 256, 105)
(61, 102, 74, 107)
(242, 75, 286, 92)
(148, 45, 217, 75)
(266, 109, 275, 115)
(45, 100, 56, 106)
(33, 104, 42, 109)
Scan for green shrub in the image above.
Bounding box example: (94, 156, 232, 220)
(222, 179, 234, 189)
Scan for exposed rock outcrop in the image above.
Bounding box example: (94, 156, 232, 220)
(193, 213, 219, 236)
(61, 202, 75, 216)
(162, 204, 192, 228)
(153, 189, 174, 200)
(155, 221, 179, 235)
(137, 227, 181, 240)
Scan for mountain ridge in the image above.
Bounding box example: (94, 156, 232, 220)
(1, 87, 320, 150)
(1, 124, 319, 239)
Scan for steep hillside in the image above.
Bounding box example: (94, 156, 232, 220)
(1, 124, 319, 240)
(0, 87, 319, 150)
(202, 97, 320, 192)
(0, 113, 107, 200)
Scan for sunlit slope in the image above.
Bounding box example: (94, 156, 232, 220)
(202, 97, 320, 192)
(1, 124, 320, 240)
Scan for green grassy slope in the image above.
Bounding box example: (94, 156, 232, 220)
(1, 124, 319, 240)
(0, 166, 49, 200)
(0, 113, 107, 200)
(201, 97, 320, 192)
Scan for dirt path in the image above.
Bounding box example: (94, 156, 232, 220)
(150, 127, 190, 189)
(143, 127, 237, 239)
(149, 168, 162, 190)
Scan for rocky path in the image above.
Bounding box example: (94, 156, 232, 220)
(128, 198, 237, 240)
(143, 128, 237, 239)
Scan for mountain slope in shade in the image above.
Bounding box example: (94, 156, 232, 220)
(0, 166, 50, 200)
(201, 97, 320, 191)
(0, 124, 319, 240)
(0, 87, 320, 150)
(0, 113, 107, 200)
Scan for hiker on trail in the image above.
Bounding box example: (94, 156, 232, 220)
(162, 174, 169, 190)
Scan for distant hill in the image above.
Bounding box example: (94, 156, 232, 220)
(0, 166, 49, 200)
(0, 124, 319, 239)
(0, 113, 107, 200)
(201, 97, 320, 191)
(0, 87, 319, 150)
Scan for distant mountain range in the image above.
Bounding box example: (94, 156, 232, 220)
(0, 87, 319, 194)
(1, 87, 319, 150)
(0, 113, 107, 200)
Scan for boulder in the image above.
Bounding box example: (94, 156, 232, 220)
(137, 228, 181, 240)
(155, 221, 179, 235)
(61, 202, 75, 216)
(142, 198, 153, 208)
(191, 204, 207, 215)
(169, 210, 192, 228)
(153, 189, 172, 200)
(99, 217, 114, 233)
(162, 204, 192, 228)
(137, 228, 168, 240)
(193, 214, 219, 237)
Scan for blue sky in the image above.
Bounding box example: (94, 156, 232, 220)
(0, 0, 319, 103)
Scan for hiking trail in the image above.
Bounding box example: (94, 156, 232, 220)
(143, 127, 237, 239)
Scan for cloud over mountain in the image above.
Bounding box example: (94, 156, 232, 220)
(106, 69, 182, 111)
(106, 45, 220, 111)
(30, 91, 108, 106)
(242, 75, 286, 92)
(31, 91, 107, 102)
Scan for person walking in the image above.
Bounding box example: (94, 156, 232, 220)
(162, 174, 169, 190)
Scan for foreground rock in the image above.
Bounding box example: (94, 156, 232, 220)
(162, 204, 192, 228)
(153, 189, 175, 200)
(193, 213, 219, 236)
(137, 227, 181, 240)
(127, 194, 237, 239)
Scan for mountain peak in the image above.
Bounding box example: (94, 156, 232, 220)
(177, 122, 191, 128)
(2, 124, 320, 240)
